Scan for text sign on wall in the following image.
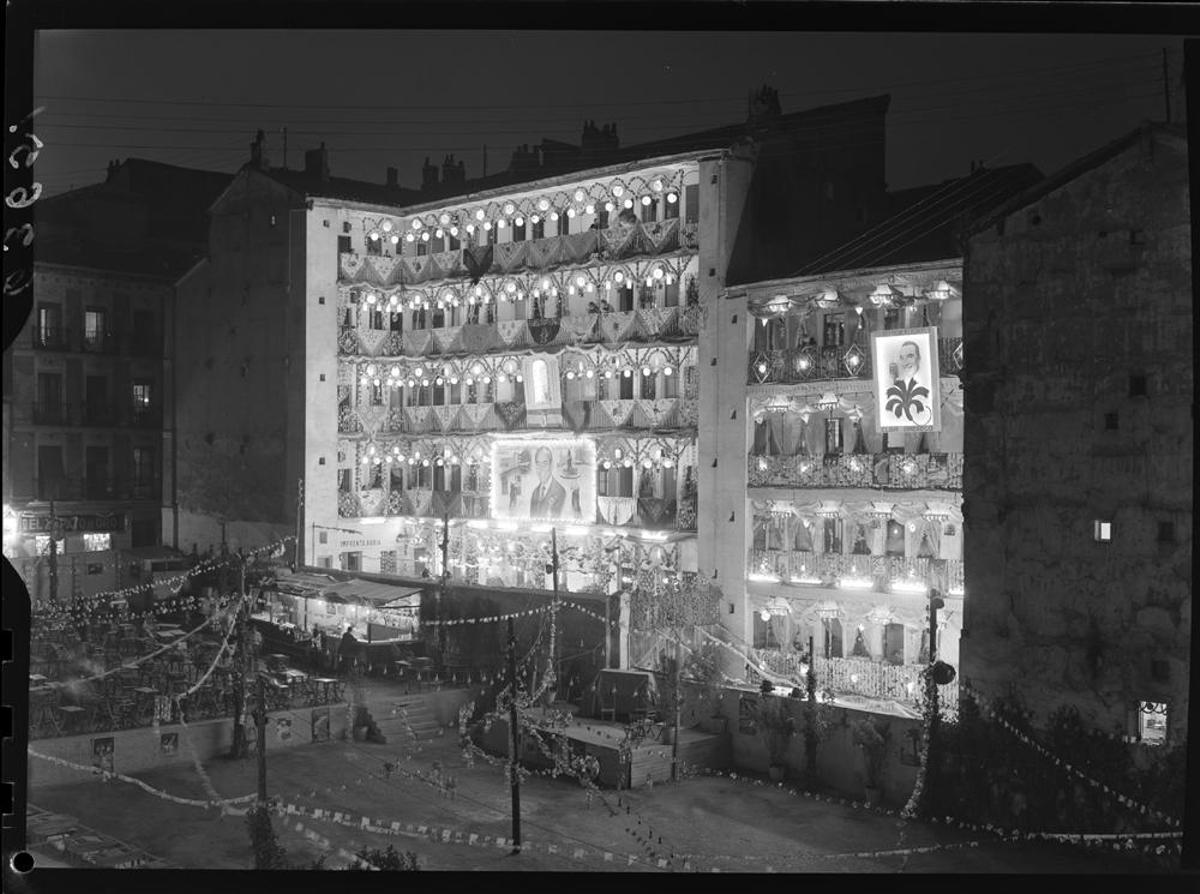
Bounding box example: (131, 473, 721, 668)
(19, 513, 125, 534)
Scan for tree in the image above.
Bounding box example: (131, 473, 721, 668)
(244, 806, 287, 870)
(350, 845, 420, 871)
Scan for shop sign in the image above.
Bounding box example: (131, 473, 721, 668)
(19, 513, 125, 534)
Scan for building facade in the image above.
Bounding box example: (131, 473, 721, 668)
(3, 160, 230, 601)
(961, 123, 1191, 744)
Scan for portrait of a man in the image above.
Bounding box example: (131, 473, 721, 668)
(529, 446, 567, 517)
(871, 327, 941, 434)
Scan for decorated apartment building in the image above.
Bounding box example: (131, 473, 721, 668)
(716, 163, 1042, 709)
(961, 123, 1190, 744)
(171, 90, 899, 658)
(3, 160, 231, 601)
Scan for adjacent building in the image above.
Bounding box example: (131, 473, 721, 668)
(3, 160, 231, 601)
(717, 163, 1041, 710)
(961, 123, 1191, 744)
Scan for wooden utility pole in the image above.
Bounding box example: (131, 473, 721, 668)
(548, 528, 561, 705)
(47, 500, 60, 604)
(293, 478, 303, 570)
(255, 674, 268, 806)
(506, 617, 521, 855)
(229, 556, 251, 759)
(437, 512, 450, 662)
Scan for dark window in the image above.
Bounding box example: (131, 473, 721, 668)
(389, 312, 404, 332)
(37, 445, 64, 500)
(557, 214, 570, 237)
(132, 311, 155, 353)
(431, 306, 445, 328)
(618, 465, 634, 497)
(366, 236, 382, 256)
(884, 308, 902, 331)
(640, 371, 656, 400)
(661, 371, 679, 399)
(417, 239, 429, 256)
(448, 232, 461, 251)
(640, 198, 658, 223)
(597, 207, 609, 229)
(132, 446, 154, 485)
(825, 418, 842, 455)
(131, 517, 157, 548)
(823, 518, 843, 555)
(338, 469, 351, 492)
(370, 309, 384, 330)
(618, 286, 634, 312)
(1104, 412, 1118, 430)
(664, 281, 680, 307)
(433, 381, 445, 405)
(511, 219, 526, 242)
(1157, 521, 1175, 543)
(433, 463, 446, 492)
(341, 552, 362, 572)
(684, 184, 699, 224)
(823, 313, 845, 347)
(370, 383, 383, 405)
(532, 218, 545, 240)
(1129, 374, 1147, 397)
(664, 194, 679, 220)
(337, 235, 352, 254)
(619, 372, 634, 400)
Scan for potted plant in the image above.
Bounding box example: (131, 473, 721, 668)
(758, 694, 797, 782)
(851, 716, 891, 805)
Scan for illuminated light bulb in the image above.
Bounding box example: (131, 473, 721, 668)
(623, 199, 634, 210)
(603, 280, 612, 290)
(407, 379, 415, 388)
(568, 285, 576, 296)
(515, 216, 524, 226)
(614, 271, 625, 283)
(390, 234, 400, 244)
(758, 363, 767, 374)
(848, 355, 860, 367)
(566, 371, 576, 380)
(642, 366, 652, 377)
(360, 376, 369, 386)
(421, 231, 430, 241)
(604, 370, 613, 378)
(415, 366, 425, 377)
(474, 286, 483, 297)
(382, 220, 394, 232)
(602, 460, 611, 470)
(585, 369, 594, 379)
(475, 209, 486, 221)
(483, 221, 492, 231)
(624, 458, 633, 467)
(663, 366, 673, 376)
(573, 188, 586, 202)
(366, 293, 376, 304)
(449, 225, 459, 237)
(567, 207, 576, 218)
(465, 377, 473, 386)
(405, 233, 415, 242)
(516, 290, 525, 300)
(439, 212, 451, 225)
(367, 364, 377, 376)
(503, 202, 515, 215)
(643, 459, 653, 469)
(515, 373, 523, 383)
(369, 231, 380, 241)
(614, 448, 623, 459)
(532, 289, 540, 298)
(585, 203, 595, 214)
(411, 218, 423, 230)
(497, 218, 506, 229)
(422, 459, 430, 467)
(450, 376, 459, 385)
(665, 275, 675, 285)
(466, 224, 475, 235)
(435, 228, 444, 238)
(422, 379, 430, 387)
(653, 268, 664, 280)
(549, 211, 559, 221)
(391, 365, 400, 377)
(663, 459, 673, 468)
(530, 214, 540, 224)
(435, 376, 444, 385)
(538, 198, 550, 211)
(667, 192, 678, 203)
(646, 277, 654, 287)
(613, 184, 624, 197)
(652, 179, 663, 192)
(586, 282, 595, 292)
(436, 457, 444, 466)
(641, 195, 652, 206)
(623, 369, 632, 378)
(482, 375, 491, 384)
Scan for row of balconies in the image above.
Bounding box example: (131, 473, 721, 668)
(748, 337, 963, 385)
(746, 548, 964, 592)
(748, 452, 963, 491)
(25, 476, 161, 503)
(30, 327, 161, 357)
(339, 220, 699, 287)
(339, 487, 697, 532)
(339, 396, 697, 436)
(26, 401, 162, 429)
(337, 305, 702, 358)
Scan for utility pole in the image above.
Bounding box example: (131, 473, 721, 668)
(437, 512, 450, 663)
(293, 478, 303, 570)
(47, 500, 60, 604)
(548, 528, 560, 706)
(255, 674, 268, 807)
(1163, 48, 1172, 124)
(229, 554, 251, 759)
(506, 617, 521, 855)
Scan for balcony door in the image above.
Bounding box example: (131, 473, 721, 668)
(86, 446, 110, 499)
(37, 445, 64, 500)
(36, 373, 63, 424)
(85, 375, 107, 424)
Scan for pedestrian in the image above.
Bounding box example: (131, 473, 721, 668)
(337, 624, 359, 675)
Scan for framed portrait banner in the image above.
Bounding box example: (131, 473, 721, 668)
(871, 327, 942, 434)
(490, 437, 596, 523)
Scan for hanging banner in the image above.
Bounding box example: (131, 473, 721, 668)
(871, 327, 942, 434)
(490, 437, 596, 523)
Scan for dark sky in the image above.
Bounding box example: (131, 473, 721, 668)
(33, 30, 1186, 197)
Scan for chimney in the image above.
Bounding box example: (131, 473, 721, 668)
(421, 156, 440, 191)
(747, 84, 782, 124)
(304, 142, 329, 182)
(250, 129, 269, 170)
(440, 154, 466, 188)
(106, 159, 120, 182)
(386, 166, 398, 188)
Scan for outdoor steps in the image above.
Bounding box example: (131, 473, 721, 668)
(382, 698, 445, 742)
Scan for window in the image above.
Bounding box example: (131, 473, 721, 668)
(318, 530, 328, 544)
(532, 218, 545, 240)
(884, 308, 903, 331)
(640, 198, 658, 223)
(1129, 374, 1147, 397)
(619, 372, 634, 400)
(885, 519, 905, 557)
(132, 311, 155, 353)
(84, 308, 107, 347)
(370, 383, 383, 405)
(318, 556, 333, 569)
(825, 418, 842, 455)
(390, 312, 403, 332)
(618, 286, 634, 312)
(37, 372, 62, 409)
(416, 239, 429, 257)
(131, 517, 157, 548)
(366, 236, 382, 256)
(663, 280, 679, 307)
(640, 370, 656, 400)
(370, 309, 384, 330)
(132, 380, 153, 409)
(661, 371, 679, 399)
(1093, 520, 1112, 542)
(557, 214, 570, 237)
(510, 219, 526, 242)
(337, 469, 351, 493)
(823, 313, 845, 347)
(82, 533, 111, 552)
(1136, 701, 1168, 745)
(448, 231, 461, 251)
(597, 206, 610, 229)
(1157, 520, 1175, 543)
(823, 518, 843, 555)
(664, 194, 679, 220)
(684, 184, 699, 224)
(341, 552, 362, 572)
(132, 447, 154, 484)
(618, 465, 634, 497)
(433, 462, 446, 492)
(37, 303, 62, 339)
(433, 380, 445, 405)
(1104, 412, 1119, 430)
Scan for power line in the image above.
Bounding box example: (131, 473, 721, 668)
(31, 47, 1162, 113)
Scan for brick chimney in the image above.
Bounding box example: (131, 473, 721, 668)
(304, 142, 329, 182)
(421, 156, 440, 191)
(250, 129, 269, 170)
(441, 154, 466, 188)
(386, 166, 399, 188)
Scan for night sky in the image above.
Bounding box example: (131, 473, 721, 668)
(33, 30, 1186, 198)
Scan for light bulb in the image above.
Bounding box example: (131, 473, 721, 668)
(623, 198, 634, 209)
(613, 184, 624, 197)
(412, 218, 423, 230)
(475, 209, 486, 221)
(369, 231, 380, 241)
(667, 192, 678, 203)
(450, 226, 459, 237)
(641, 195, 652, 206)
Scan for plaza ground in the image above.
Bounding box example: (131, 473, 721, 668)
(26, 679, 1173, 874)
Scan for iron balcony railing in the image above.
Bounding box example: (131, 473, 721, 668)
(748, 452, 964, 491)
(32, 401, 72, 425)
(80, 330, 122, 354)
(749, 336, 964, 386)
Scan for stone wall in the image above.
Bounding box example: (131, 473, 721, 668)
(962, 127, 1191, 740)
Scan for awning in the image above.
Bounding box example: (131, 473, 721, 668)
(322, 578, 424, 608)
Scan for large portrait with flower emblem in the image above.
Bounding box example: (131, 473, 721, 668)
(871, 327, 941, 434)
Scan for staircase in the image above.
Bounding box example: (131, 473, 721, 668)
(382, 697, 444, 744)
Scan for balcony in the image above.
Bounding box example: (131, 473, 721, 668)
(748, 452, 963, 491)
(80, 330, 121, 354)
(127, 334, 161, 356)
(129, 405, 162, 428)
(339, 304, 703, 358)
(561, 397, 695, 433)
(34, 477, 84, 502)
(32, 401, 72, 426)
(750, 337, 963, 386)
(746, 547, 964, 592)
(125, 478, 160, 501)
(337, 219, 698, 289)
(80, 402, 121, 427)
(33, 326, 71, 352)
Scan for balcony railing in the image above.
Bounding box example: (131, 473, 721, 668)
(129, 406, 162, 428)
(32, 401, 71, 426)
(32, 326, 70, 351)
(750, 337, 964, 386)
(339, 304, 703, 358)
(81, 331, 121, 354)
(746, 547, 964, 592)
(34, 477, 84, 502)
(749, 452, 963, 490)
(80, 402, 121, 426)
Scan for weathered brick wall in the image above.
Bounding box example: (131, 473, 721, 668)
(962, 129, 1190, 739)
